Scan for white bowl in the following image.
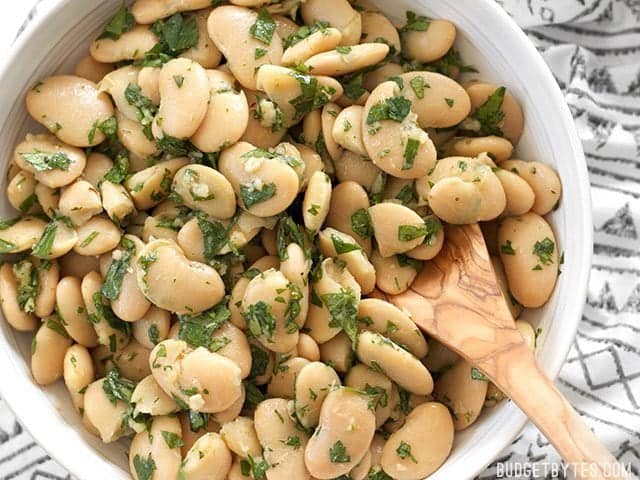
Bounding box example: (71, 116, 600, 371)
(0, 1, 592, 479)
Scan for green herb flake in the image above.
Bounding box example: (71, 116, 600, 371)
(98, 4, 135, 41)
(173, 75, 185, 88)
(283, 435, 301, 449)
(102, 368, 136, 405)
(124, 83, 157, 139)
(331, 234, 361, 254)
(0, 238, 17, 253)
(396, 441, 417, 463)
(21, 151, 71, 172)
(472, 86, 506, 137)
(101, 237, 136, 300)
(289, 71, 336, 121)
(340, 72, 367, 101)
(150, 13, 199, 57)
(250, 8, 276, 45)
(13, 260, 38, 313)
(244, 301, 277, 340)
(336, 46, 352, 55)
(283, 21, 329, 49)
(321, 288, 358, 344)
(366, 96, 412, 125)
(133, 453, 156, 480)
(351, 208, 373, 239)
(402, 138, 420, 171)
(188, 410, 210, 432)
(178, 304, 231, 351)
(255, 47, 268, 59)
(46, 318, 69, 338)
(161, 430, 184, 449)
(240, 455, 269, 480)
(395, 183, 417, 205)
(79, 231, 100, 248)
(500, 240, 516, 256)
(409, 76, 428, 99)
(398, 224, 427, 242)
(445, 97, 454, 107)
(307, 204, 320, 216)
(470, 367, 489, 381)
(31, 221, 58, 258)
(104, 152, 130, 185)
(240, 182, 277, 209)
(196, 215, 229, 262)
(532, 237, 555, 265)
(402, 11, 431, 32)
(329, 440, 351, 463)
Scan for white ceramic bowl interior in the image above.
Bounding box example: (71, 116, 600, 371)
(0, 1, 592, 479)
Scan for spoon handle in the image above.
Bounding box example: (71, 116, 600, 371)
(488, 343, 635, 480)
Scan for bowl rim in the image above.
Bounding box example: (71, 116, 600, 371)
(0, 0, 593, 479)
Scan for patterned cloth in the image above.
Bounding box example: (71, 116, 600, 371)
(1, 0, 639, 479)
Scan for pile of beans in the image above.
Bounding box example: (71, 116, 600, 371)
(0, 0, 563, 479)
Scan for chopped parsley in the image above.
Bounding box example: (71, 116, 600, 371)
(340, 72, 367, 101)
(472, 86, 506, 137)
(21, 151, 71, 172)
(124, 83, 157, 139)
(351, 208, 373, 239)
(149, 13, 199, 57)
(329, 440, 350, 463)
(240, 182, 277, 209)
(321, 288, 358, 344)
(31, 221, 59, 258)
(161, 430, 184, 449)
(395, 184, 418, 205)
(396, 441, 417, 463)
(500, 240, 516, 255)
(102, 368, 135, 405)
(409, 76, 428, 99)
(173, 75, 184, 88)
(423, 216, 442, 246)
(401, 11, 431, 32)
(101, 237, 136, 300)
(471, 367, 489, 381)
(533, 237, 555, 265)
(283, 21, 329, 49)
(398, 224, 427, 242)
(336, 46, 352, 54)
(98, 4, 135, 41)
(240, 455, 269, 480)
(402, 138, 420, 170)
(307, 203, 320, 216)
(249, 343, 270, 379)
(88, 116, 118, 144)
(91, 291, 131, 337)
(133, 453, 156, 480)
(364, 384, 388, 411)
(178, 304, 230, 351)
(289, 71, 336, 121)
(13, 260, 38, 313)
(244, 301, 277, 340)
(331, 234, 361, 254)
(445, 97, 455, 107)
(282, 436, 301, 449)
(187, 411, 210, 432)
(250, 8, 276, 45)
(255, 47, 268, 59)
(104, 151, 130, 184)
(366, 96, 412, 125)
(79, 231, 100, 248)
(196, 215, 229, 262)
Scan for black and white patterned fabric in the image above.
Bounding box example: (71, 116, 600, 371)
(1, 0, 639, 479)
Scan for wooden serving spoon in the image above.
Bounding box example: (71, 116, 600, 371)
(386, 223, 635, 480)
